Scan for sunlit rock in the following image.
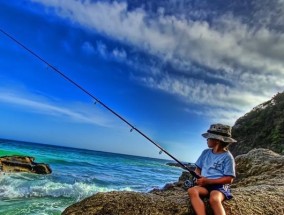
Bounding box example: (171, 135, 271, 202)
(0, 155, 52, 174)
(62, 148, 284, 215)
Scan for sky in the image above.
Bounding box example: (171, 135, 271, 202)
(0, 0, 283, 162)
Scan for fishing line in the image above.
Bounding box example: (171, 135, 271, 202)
(0, 29, 199, 178)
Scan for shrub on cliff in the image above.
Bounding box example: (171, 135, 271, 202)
(230, 92, 284, 156)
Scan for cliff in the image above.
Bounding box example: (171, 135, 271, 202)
(62, 148, 284, 215)
(230, 92, 284, 156)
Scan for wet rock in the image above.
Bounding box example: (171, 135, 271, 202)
(0, 155, 52, 174)
(62, 148, 284, 215)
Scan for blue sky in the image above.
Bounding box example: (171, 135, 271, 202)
(0, 0, 283, 162)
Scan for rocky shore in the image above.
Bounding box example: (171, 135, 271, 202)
(62, 148, 284, 215)
(0, 155, 52, 174)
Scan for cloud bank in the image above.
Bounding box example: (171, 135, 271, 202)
(31, 0, 284, 123)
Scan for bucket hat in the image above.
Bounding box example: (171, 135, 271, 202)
(202, 123, 237, 143)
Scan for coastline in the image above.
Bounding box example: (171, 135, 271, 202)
(0, 140, 183, 214)
(62, 148, 284, 215)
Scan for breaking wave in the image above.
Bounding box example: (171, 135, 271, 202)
(0, 172, 132, 200)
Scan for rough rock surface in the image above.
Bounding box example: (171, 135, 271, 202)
(0, 155, 52, 174)
(62, 148, 284, 215)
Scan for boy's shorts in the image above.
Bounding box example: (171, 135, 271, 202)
(205, 184, 233, 200)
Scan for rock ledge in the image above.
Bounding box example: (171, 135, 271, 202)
(62, 148, 284, 215)
(0, 155, 52, 174)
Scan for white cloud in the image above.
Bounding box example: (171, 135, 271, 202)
(185, 107, 245, 126)
(112, 48, 127, 60)
(31, 0, 284, 74)
(95, 40, 107, 58)
(90, 40, 128, 61)
(31, 0, 284, 120)
(137, 74, 267, 110)
(0, 89, 116, 127)
(81, 41, 95, 54)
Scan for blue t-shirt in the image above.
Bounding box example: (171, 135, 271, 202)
(195, 149, 236, 179)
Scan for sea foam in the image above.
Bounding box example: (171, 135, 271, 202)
(0, 172, 132, 200)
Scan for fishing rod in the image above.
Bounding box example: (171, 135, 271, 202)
(0, 29, 200, 179)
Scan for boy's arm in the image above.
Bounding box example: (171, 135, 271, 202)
(196, 176, 234, 186)
(195, 167, 201, 176)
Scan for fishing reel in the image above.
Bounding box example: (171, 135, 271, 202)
(183, 177, 197, 189)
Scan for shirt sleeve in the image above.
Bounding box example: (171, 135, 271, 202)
(195, 150, 207, 169)
(223, 154, 236, 177)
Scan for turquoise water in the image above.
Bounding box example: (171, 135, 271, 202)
(0, 140, 183, 214)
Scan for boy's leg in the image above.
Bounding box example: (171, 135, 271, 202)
(188, 186, 209, 215)
(209, 190, 226, 215)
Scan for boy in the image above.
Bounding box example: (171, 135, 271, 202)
(188, 123, 237, 215)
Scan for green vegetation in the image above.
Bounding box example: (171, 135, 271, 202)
(230, 92, 284, 156)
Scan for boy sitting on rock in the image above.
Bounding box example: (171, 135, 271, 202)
(188, 123, 237, 215)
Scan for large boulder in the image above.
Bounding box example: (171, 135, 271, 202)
(0, 155, 52, 174)
(62, 148, 284, 215)
(233, 148, 284, 186)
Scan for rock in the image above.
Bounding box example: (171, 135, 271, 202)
(233, 148, 284, 186)
(62, 191, 191, 215)
(0, 155, 52, 174)
(62, 148, 284, 215)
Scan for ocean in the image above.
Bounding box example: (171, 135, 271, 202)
(0, 139, 183, 215)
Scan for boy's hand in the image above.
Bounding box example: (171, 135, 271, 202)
(196, 176, 208, 186)
(196, 176, 234, 186)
